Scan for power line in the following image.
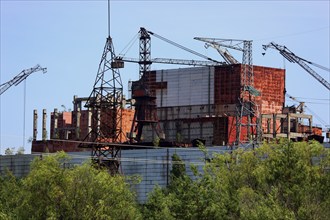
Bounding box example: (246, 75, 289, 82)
(255, 26, 330, 41)
(293, 96, 330, 101)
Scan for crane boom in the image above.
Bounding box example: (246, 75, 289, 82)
(194, 37, 239, 64)
(115, 56, 225, 66)
(0, 64, 47, 95)
(263, 42, 330, 91)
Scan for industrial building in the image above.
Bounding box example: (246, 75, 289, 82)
(30, 27, 326, 172)
(137, 64, 285, 145)
(31, 63, 323, 153)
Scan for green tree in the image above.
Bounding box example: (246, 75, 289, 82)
(0, 171, 22, 219)
(143, 140, 330, 220)
(0, 152, 142, 219)
(4, 147, 14, 155)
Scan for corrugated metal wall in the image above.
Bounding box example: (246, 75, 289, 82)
(0, 147, 231, 203)
(0, 155, 38, 177)
(156, 67, 214, 107)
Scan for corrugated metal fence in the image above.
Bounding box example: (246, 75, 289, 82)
(0, 147, 231, 203)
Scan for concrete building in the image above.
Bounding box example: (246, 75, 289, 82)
(32, 96, 135, 153)
(31, 64, 324, 153)
(138, 64, 286, 145)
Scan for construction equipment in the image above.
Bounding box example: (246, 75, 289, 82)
(0, 65, 47, 95)
(262, 42, 330, 91)
(195, 37, 261, 146)
(123, 27, 228, 144)
(129, 27, 163, 143)
(194, 37, 240, 64)
(114, 56, 224, 67)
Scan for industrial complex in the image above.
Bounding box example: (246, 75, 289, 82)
(28, 27, 328, 172)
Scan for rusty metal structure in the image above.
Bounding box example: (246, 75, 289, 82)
(78, 0, 125, 172)
(129, 28, 163, 143)
(194, 38, 261, 145)
(78, 35, 124, 172)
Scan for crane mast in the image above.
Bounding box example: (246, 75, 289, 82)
(195, 37, 261, 145)
(0, 65, 47, 95)
(262, 42, 330, 91)
(129, 27, 163, 143)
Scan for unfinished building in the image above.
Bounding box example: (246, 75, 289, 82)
(31, 27, 325, 153)
(31, 63, 324, 153)
(31, 96, 134, 152)
(132, 64, 285, 146)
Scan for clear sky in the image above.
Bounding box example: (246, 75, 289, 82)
(0, 0, 329, 154)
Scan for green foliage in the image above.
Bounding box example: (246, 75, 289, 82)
(16, 146, 25, 155)
(0, 152, 141, 219)
(144, 140, 330, 220)
(1, 141, 329, 219)
(4, 147, 14, 155)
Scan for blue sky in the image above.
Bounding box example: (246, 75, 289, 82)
(0, 0, 329, 154)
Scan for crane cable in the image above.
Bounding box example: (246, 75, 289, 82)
(286, 93, 329, 128)
(148, 31, 222, 63)
(118, 33, 139, 57)
(23, 80, 26, 149)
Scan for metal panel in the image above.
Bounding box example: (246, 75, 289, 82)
(156, 67, 214, 107)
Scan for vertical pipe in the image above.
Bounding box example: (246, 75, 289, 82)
(247, 114, 251, 141)
(42, 109, 47, 141)
(33, 109, 38, 141)
(166, 148, 169, 186)
(52, 108, 58, 139)
(287, 113, 291, 139)
(88, 108, 92, 140)
(76, 107, 81, 140)
(273, 114, 277, 138)
(208, 67, 211, 115)
(309, 117, 313, 135)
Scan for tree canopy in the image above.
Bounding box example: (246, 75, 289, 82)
(0, 152, 141, 220)
(143, 140, 330, 220)
(0, 140, 329, 219)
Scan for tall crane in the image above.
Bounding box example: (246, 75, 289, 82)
(129, 27, 162, 143)
(0, 65, 47, 95)
(195, 37, 261, 145)
(262, 42, 330, 91)
(123, 27, 227, 144)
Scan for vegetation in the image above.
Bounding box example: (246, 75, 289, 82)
(0, 140, 329, 219)
(143, 140, 330, 220)
(0, 152, 141, 220)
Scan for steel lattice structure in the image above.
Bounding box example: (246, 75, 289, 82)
(80, 36, 124, 172)
(236, 40, 261, 146)
(194, 37, 261, 146)
(129, 28, 163, 143)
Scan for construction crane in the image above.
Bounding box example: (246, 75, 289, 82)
(128, 27, 162, 143)
(286, 93, 306, 114)
(195, 37, 261, 145)
(114, 56, 225, 67)
(194, 37, 240, 64)
(262, 42, 330, 91)
(194, 37, 256, 91)
(119, 27, 227, 144)
(0, 65, 47, 95)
